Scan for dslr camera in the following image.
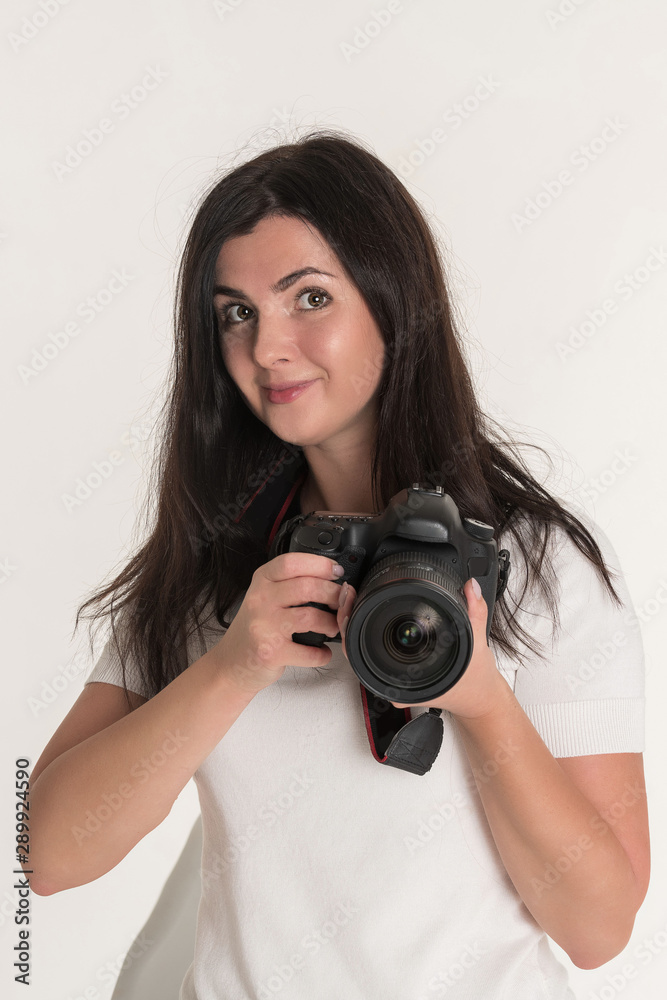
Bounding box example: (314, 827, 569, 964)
(268, 483, 510, 703)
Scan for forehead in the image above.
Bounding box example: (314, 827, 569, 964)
(214, 215, 336, 279)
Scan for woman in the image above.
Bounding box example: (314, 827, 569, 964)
(26, 130, 649, 999)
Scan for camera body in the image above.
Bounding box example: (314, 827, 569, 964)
(268, 482, 510, 703)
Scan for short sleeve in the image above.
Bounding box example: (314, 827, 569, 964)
(84, 633, 150, 699)
(82, 597, 238, 700)
(499, 512, 645, 758)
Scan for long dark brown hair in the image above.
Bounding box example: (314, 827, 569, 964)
(74, 128, 622, 705)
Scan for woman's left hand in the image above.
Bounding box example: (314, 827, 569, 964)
(340, 578, 509, 720)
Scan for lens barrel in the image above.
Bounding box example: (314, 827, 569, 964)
(346, 551, 474, 702)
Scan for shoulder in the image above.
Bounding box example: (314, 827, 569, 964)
(497, 505, 624, 623)
(496, 508, 645, 757)
(491, 503, 643, 690)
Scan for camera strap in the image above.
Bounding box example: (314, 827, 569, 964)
(360, 690, 445, 775)
(238, 446, 445, 776)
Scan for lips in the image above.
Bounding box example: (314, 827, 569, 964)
(262, 380, 316, 391)
(262, 379, 319, 404)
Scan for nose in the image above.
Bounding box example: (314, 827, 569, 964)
(250, 308, 299, 368)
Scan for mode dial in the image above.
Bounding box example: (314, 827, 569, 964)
(462, 517, 494, 541)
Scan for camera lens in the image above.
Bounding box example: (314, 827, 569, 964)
(385, 613, 436, 660)
(365, 596, 461, 690)
(348, 551, 472, 701)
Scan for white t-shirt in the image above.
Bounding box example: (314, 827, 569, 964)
(84, 510, 645, 1000)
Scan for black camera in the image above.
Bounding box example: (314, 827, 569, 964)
(268, 483, 510, 704)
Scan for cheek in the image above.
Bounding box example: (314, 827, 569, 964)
(324, 334, 383, 407)
(219, 334, 246, 379)
(349, 336, 385, 404)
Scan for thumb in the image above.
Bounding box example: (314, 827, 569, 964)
(464, 577, 488, 635)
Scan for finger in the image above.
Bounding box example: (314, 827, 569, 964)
(336, 583, 356, 633)
(341, 616, 349, 658)
(464, 578, 489, 640)
(281, 580, 343, 622)
(268, 552, 344, 583)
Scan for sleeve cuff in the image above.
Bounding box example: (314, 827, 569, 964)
(84, 655, 147, 697)
(521, 698, 645, 757)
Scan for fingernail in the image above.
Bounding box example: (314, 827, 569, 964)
(332, 564, 344, 577)
(339, 582, 348, 608)
(471, 578, 482, 600)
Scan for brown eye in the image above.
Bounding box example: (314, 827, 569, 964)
(297, 288, 331, 310)
(224, 304, 253, 325)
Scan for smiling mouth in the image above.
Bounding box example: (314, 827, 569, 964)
(262, 379, 317, 391)
(262, 380, 319, 403)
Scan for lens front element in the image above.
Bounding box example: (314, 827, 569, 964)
(348, 551, 473, 702)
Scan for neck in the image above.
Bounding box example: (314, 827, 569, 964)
(299, 468, 379, 516)
(298, 414, 380, 515)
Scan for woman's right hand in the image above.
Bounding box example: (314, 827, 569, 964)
(211, 552, 352, 697)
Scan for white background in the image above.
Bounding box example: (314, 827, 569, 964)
(2, 1, 666, 998)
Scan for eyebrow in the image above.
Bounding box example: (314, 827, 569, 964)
(213, 266, 337, 299)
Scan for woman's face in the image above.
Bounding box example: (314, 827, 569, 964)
(213, 213, 386, 450)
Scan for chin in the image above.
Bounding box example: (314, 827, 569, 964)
(275, 432, 322, 448)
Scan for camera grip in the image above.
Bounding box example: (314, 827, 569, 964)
(291, 600, 341, 647)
